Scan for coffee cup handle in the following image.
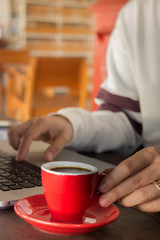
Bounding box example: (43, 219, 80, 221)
(89, 173, 107, 207)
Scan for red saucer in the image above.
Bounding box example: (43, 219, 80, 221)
(14, 194, 120, 235)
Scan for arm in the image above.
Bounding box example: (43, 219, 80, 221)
(57, 9, 142, 154)
(8, 6, 141, 160)
(57, 107, 140, 154)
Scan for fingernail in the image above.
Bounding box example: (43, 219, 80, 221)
(99, 183, 108, 193)
(47, 152, 53, 162)
(99, 196, 110, 207)
(16, 154, 21, 162)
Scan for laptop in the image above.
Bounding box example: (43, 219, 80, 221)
(0, 137, 114, 209)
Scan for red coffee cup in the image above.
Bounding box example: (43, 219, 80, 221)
(41, 161, 99, 223)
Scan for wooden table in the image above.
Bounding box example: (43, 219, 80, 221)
(1, 151, 160, 240)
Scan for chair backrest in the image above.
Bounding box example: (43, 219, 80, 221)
(32, 57, 89, 116)
(3, 52, 89, 120)
(35, 57, 87, 93)
(0, 49, 37, 121)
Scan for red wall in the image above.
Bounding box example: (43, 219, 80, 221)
(90, 0, 128, 110)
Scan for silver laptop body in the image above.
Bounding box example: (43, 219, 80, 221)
(0, 139, 114, 209)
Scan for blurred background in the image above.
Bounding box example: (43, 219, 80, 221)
(0, 0, 128, 123)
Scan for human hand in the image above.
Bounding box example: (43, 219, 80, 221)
(8, 115, 73, 162)
(98, 147, 160, 212)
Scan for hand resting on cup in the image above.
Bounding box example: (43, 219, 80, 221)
(7, 116, 73, 162)
(99, 147, 160, 213)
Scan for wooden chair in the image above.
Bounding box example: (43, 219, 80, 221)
(0, 49, 37, 121)
(5, 58, 37, 121)
(32, 57, 89, 116)
(2, 52, 89, 121)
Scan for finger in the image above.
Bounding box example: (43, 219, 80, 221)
(16, 120, 50, 161)
(7, 129, 20, 150)
(102, 168, 115, 174)
(118, 183, 160, 207)
(44, 132, 70, 161)
(137, 197, 160, 212)
(99, 149, 156, 193)
(7, 120, 33, 149)
(99, 163, 160, 207)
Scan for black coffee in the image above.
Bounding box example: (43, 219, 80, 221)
(50, 167, 92, 174)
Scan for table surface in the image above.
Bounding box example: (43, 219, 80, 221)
(1, 150, 160, 240)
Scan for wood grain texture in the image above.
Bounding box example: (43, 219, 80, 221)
(0, 151, 160, 240)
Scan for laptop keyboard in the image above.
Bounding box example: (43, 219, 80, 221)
(0, 151, 42, 191)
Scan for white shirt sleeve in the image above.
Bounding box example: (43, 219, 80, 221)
(53, 3, 142, 155)
(57, 107, 140, 155)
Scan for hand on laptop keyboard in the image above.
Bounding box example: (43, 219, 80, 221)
(7, 116, 73, 162)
